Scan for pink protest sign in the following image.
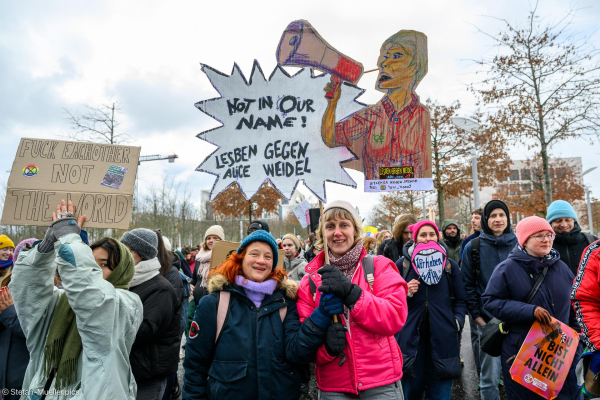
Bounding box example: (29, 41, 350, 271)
(509, 318, 579, 399)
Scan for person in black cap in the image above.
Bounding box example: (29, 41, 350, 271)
(460, 200, 517, 400)
(247, 220, 270, 236)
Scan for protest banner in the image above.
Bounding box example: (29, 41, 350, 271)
(210, 240, 284, 270)
(1, 138, 141, 229)
(291, 200, 310, 228)
(363, 226, 378, 237)
(510, 319, 579, 399)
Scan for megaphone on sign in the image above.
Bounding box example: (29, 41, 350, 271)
(276, 20, 364, 98)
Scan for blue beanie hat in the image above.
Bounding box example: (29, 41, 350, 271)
(546, 200, 578, 223)
(237, 230, 279, 268)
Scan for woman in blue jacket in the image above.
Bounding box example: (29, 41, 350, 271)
(396, 220, 467, 400)
(482, 216, 582, 400)
(182, 230, 338, 400)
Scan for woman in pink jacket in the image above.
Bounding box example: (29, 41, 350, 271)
(297, 200, 408, 399)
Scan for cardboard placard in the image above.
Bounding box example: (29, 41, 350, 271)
(510, 319, 579, 399)
(1, 138, 140, 229)
(291, 200, 310, 228)
(210, 240, 284, 270)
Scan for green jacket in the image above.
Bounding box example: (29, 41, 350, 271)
(441, 219, 463, 264)
(10, 233, 143, 399)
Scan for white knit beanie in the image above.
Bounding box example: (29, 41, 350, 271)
(204, 225, 225, 241)
(162, 236, 172, 252)
(324, 200, 362, 230)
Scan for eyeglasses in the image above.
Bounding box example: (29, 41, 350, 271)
(531, 233, 555, 242)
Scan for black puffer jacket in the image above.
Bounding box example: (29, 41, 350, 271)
(165, 265, 184, 309)
(553, 222, 597, 276)
(129, 274, 181, 383)
(382, 238, 404, 263)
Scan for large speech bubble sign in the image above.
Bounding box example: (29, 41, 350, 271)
(195, 61, 365, 202)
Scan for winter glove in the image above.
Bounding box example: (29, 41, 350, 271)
(319, 293, 344, 316)
(325, 321, 347, 357)
(38, 218, 81, 254)
(590, 352, 600, 375)
(310, 307, 332, 330)
(318, 265, 362, 308)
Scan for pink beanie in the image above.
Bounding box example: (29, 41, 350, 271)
(516, 216, 555, 247)
(408, 220, 440, 240)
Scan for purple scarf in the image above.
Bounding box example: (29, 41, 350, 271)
(0, 255, 13, 269)
(235, 275, 278, 308)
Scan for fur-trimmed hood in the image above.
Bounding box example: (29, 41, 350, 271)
(207, 273, 298, 300)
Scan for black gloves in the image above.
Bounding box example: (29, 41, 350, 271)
(318, 265, 362, 308)
(38, 218, 81, 254)
(325, 321, 347, 357)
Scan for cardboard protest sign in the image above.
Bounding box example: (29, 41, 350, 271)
(210, 240, 284, 270)
(510, 319, 579, 399)
(276, 20, 433, 192)
(1, 138, 140, 229)
(291, 200, 310, 228)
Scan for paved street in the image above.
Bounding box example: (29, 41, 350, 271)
(175, 315, 507, 400)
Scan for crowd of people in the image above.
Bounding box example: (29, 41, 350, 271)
(1, 196, 600, 400)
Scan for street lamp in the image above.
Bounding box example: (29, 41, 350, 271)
(451, 117, 482, 208)
(580, 167, 598, 234)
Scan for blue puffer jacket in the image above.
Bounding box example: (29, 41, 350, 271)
(460, 230, 517, 321)
(482, 247, 582, 400)
(395, 241, 467, 380)
(0, 304, 29, 399)
(182, 273, 326, 400)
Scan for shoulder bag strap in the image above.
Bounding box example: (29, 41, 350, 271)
(286, 261, 305, 278)
(525, 266, 549, 304)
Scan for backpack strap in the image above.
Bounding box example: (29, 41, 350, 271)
(584, 233, 597, 246)
(362, 255, 375, 291)
(471, 237, 481, 283)
(308, 275, 317, 302)
(216, 291, 231, 343)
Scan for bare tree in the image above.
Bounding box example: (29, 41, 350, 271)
(64, 101, 131, 144)
(471, 2, 600, 206)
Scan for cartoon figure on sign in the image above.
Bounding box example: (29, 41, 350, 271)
(321, 30, 432, 181)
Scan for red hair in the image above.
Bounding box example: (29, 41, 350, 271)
(209, 248, 287, 285)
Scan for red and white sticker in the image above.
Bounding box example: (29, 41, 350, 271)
(189, 321, 200, 340)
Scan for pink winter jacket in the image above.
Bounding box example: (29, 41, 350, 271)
(297, 248, 408, 394)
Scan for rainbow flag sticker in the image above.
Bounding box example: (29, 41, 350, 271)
(22, 164, 39, 177)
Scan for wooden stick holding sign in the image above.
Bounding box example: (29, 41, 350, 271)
(319, 201, 336, 324)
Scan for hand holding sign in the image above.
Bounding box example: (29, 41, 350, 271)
(534, 307, 553, 326)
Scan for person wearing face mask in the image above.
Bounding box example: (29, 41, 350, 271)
(182, 230, 331, 399)
(395, 221, 467, 400)
(546, 200, 597, 276)
(461, 200, 518, 400)
(378, 214, 418, 263)
(120, 228, 180, 400)
(9, 200, 143, 399)
(297, 200, 408, 398)
(483, 216, 582, 400)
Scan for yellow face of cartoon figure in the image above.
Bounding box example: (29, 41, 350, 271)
(376, 42, 416, 93)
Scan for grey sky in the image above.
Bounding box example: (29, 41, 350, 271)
(0, 0, 598, 222)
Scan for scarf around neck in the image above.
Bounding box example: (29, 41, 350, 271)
(235, 275, 278, 307)
(328, 241, 364, 280)
(0, 255, 13, 269)
(196, 248, 212, 288)
(129, 257, 161, 288)
(44, 240, 135, 389)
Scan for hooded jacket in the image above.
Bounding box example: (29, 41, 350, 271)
(460, 230, 518, 321)
(182, 274, 326, 400)
(395, 241, 467, 380)
(10, 234, 143, 399)
(283, 254, 308, 282)
(482, 247, 581, 400)
(129, 263, 181, 383)
(297, 248, 408, 395)
(441, 220, 463, 264)
(553, 222, 597, 276)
